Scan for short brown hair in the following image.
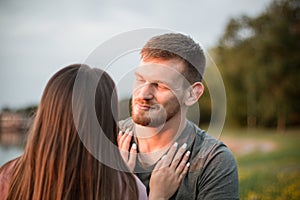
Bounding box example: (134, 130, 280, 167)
(141, 33, 206, 83)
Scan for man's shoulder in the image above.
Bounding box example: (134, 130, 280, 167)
(177, 123, 239, 200)
(119, 117, 134, 132)
(187, 122, 234, 165)
(187, 122, 224, 150)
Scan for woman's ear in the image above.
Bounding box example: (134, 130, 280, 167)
(184, 82, 204, 106)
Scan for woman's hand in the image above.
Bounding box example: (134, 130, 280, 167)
(149, 143, 190, 200)
(117, 130, 137, 172)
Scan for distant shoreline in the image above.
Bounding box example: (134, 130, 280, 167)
(0, 144, 23, 166)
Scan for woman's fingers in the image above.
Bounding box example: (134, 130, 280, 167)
(153, 154, 166, 171)
(157, 143, 190, 173)
(178, 162, 190, 181)
(117, 131, 122, 144)
(149, 143, 190, 200)
(162, 142, 178, 167)
(117, 130, 137, 172)
(123, 131, 133, 151)
(170, 143, 187, 170)
(127, 143, 137, 171)
(117, 130, 133, 162)
(175, 151, 190, 175)
(118, 129, 132, 151)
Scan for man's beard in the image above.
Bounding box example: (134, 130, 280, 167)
(131, 98, 180, 127)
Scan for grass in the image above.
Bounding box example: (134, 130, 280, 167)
(221, 128, 300, 200)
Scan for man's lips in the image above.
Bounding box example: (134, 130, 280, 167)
(134, 102, 157, 110)
(135, 103, 151, 110)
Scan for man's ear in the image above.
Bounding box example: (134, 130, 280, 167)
(184, 82, 204, 106)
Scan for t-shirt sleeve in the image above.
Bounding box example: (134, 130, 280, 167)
(135, 175, 148, 200)
(196, 145, 239, 200)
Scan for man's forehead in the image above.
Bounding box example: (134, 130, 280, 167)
(136, 64, 183, 84)
(137, 62, 183, 75)
(139, 58, 185, 71)
(135, 63, 188, 90)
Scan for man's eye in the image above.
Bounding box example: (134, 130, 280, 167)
(156, 83, 170, 90)
(135, 78, 145, 83)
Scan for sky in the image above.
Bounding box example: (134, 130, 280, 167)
(0, 0, 273, 109)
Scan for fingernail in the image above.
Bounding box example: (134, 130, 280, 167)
(173, 142, 178, 147)
(132, 143, 137, 149)
(182, 143, 187, 149)
(186, 162, 190, 168)
(161, 155, 167, 160)
(118, 131, 123, 135)
(129, 131, 133, 136)
(186, 151, 190, 156)
(125, 128, 130, 133)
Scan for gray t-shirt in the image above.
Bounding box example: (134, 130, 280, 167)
(119, 118, 239, 200)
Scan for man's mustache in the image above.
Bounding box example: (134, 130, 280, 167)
(133, 99, 161, 109)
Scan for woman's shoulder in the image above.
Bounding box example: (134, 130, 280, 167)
(134, 174, 148, 200)
(118, 171, 147, 200)
(0, 157, 20, 199)
(0, 157, 19, 177)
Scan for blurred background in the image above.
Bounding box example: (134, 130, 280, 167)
(0, 0, 299, 199)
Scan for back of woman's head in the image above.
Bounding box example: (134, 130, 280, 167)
(6, 64, 138, 200)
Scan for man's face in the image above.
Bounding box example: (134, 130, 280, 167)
(131, 58, 187, 127)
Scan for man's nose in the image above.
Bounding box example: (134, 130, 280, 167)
(134, 82, 154, 100)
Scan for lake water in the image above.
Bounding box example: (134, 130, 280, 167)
(0, 144, 23, 166)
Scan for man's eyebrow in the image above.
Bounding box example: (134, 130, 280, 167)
(134, 72, 143, 78)
(153, 80, 170, 85)
(135, 72, 169, 84)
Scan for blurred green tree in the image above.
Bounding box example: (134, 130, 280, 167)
(216, 0, 300, 131)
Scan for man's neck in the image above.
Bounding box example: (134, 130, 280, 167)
(135, 115, 187, 154)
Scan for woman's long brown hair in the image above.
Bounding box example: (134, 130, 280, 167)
(5, 64, 138, 200)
